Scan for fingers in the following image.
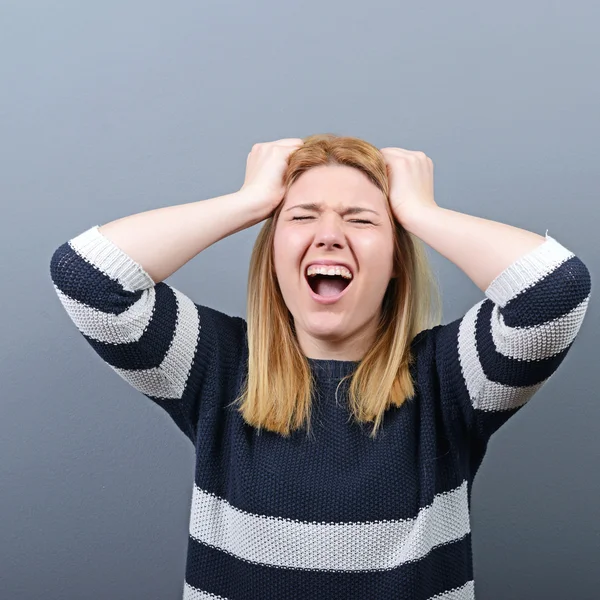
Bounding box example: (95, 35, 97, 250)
(270, 138, 305, 148)
(381, 147, 433, 166)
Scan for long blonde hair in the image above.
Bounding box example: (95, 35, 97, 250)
(229, 133, 443, 439)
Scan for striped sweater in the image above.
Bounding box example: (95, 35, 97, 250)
(49, 225, 592, 600)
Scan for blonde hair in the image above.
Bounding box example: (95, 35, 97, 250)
(229, 133, 443, 439)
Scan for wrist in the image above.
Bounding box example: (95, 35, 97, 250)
(395, 205, 436, 234)
(234, 187, 273, 227)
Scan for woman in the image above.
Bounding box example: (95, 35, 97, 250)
(50, 134, 591, 599)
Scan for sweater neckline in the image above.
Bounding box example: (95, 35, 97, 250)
(306, 357, 360, 378)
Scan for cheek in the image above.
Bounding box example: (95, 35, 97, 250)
(272, 228, 289, 263)
(273, 233, 302, 283)
(355, 237, 388, 262)
(356, 240, 395, 280)
(275, 229, 304, 260)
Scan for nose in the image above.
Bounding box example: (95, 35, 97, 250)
(312, 213, 346, 249)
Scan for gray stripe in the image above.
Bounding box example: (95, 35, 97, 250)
(189, 481, 471, 571)
(484, 234, 573, 307)
(56, 226, 201, 400)
(458, 234, 589, 412)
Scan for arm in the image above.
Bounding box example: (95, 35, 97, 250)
(98, 189, 267, 284)
(50, 190, 261, 444)
(379, 147, 591, 462)
(400, 205, 547, 293)
(403, 207, 592, 465)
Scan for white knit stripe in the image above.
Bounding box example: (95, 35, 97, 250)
(489, 296, 590, 361)
(457, 282, 589, 414)
(69, 225, 156, 291)
(183, 580, 474, 600)
(54, 284, 200, 399)
(484, 234, 573, 308)
(54, 242, 202, 400)
(188, 481, 471, 571)
(457, 301, 544, 412)
(52, 284, 156, 345)
(183, 584, 228, 600)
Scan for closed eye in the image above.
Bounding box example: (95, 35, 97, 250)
(291, 216, 373, 224)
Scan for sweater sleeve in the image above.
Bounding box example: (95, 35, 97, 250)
(49, 225, 247, 446)
(433, 232, 592, 469)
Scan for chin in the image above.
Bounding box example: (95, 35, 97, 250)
(302, 316, 348, 338)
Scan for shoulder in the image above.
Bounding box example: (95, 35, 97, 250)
(196, 303, 247, 337)
(192, 302, 248, 364)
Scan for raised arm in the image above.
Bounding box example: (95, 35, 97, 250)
(49, 139, 304, 444)
(403, 206, 591, 468)
(378, 147, 590, 467)
(97, 189, 266, 284)
(49, 189, 262, 444)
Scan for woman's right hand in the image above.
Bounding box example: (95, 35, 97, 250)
(239, 138, 305, 221)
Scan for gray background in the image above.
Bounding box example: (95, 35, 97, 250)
(1, 1, 598, 598)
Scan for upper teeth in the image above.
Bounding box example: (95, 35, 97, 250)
(306, 265, 353, 279)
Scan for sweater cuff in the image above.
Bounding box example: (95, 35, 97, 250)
(69, 225, 156, 292)
(484, 231, 575, 308)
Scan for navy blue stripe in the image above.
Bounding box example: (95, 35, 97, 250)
(83, 282, 179, 371)
(146, 392, 197, 444)
(50, 242, 145, 315)
(185, 532, 473, 600)
(501, 256, 590, 328)
(434, 318, 527, 474)
(476, 299, 571, 388)
(50, 241, 183, 371)
(469, 406, 522, 455)
(197, 383, 467, 523)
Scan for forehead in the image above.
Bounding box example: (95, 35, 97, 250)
(283, 164, 385, 209)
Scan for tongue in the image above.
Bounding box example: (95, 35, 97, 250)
(315, 276, 348, 297)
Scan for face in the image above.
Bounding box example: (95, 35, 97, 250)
(272, 164, 398, 361)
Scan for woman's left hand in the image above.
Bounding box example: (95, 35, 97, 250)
(380, 147, 438, 225)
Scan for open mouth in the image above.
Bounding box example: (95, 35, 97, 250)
(304, 271, 353, 303)
(306, 274, 351, 296)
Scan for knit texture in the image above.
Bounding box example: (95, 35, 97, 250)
(50, 225, 591, 600)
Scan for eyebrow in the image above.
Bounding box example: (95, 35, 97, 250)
(284, 202, 380, 216)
